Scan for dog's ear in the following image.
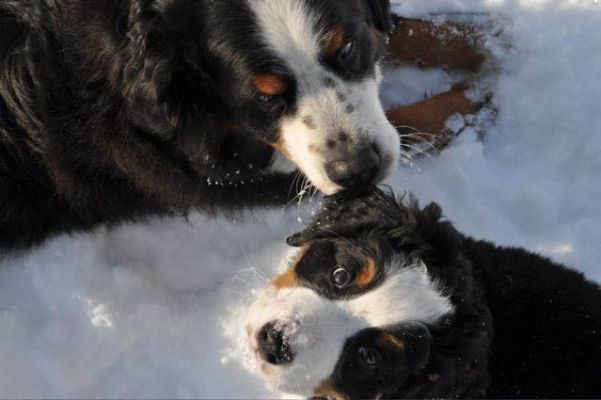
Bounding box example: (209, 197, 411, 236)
(287, 186, 402, 247)
(363, 0, 393, 33)
(123, 0, 216, 138)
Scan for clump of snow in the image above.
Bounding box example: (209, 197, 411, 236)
(2, 0, 601, 397)
(379, 66, 458, 107)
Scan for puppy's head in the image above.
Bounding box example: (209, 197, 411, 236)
(208, 0, 400, 194)
(246, 187, 455, 398)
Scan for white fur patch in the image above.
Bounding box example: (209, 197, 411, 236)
(250, 0, 400, 194)
(245, 256, 453, 395)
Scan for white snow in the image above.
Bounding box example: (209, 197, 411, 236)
(2, 0, 601, 397)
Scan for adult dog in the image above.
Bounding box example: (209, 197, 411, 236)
(246, 186, 601, 398)
(0, 0, 403, 250)
(1, 0, 489, 252)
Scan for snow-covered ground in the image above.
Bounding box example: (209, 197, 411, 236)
(2, 0, 601, 397)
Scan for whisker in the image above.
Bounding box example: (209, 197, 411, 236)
(295, 178, 313, 222)
(309, 185, 321, 204)
(288, 171, 302, 197)
(286, 172, 308, 207)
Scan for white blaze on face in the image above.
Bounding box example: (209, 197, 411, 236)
(247, 286, 368, 393)
(249, 0, 400, 194)
(245, 255, 454, 395)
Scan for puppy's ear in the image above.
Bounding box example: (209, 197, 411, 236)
(363, 0, 393, 33)
(287, 186, 402, 247)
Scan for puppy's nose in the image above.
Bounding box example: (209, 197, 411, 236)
(326, 145, 381, 187)
(257, 321, 294, 365)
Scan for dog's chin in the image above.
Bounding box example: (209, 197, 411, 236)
(308, 167, 394, 196)
(293, 158, 396, 196)
(311, 178, 343, 196)
(263, 374, 300, 394)
(254, 358, 306, 395)
(259, 365, 317, 396)
(377, 151, 399, 185)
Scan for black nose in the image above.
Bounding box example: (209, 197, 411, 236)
(257, 321, 294, 365)
(326, 145, 381, 187)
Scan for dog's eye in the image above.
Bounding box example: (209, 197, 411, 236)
(332, 266, 351, 289)
(255, 94, 286, 115)
(257, 94, 274, 103)
(338, 41, 355, 62)
(358, 346, 381, 366)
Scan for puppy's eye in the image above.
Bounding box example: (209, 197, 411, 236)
(358, 346, 381, 366)
(257, 94, 274, 103)
(338, 41, 355, 62)
(332, 266, 351, 289)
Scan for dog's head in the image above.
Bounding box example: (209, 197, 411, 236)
(117, 0, 400, 195)
(246, 187, 457, 398)
(220, 0, 401, 194)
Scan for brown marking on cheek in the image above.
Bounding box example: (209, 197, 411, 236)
(271, 246, 308, 289)
(308, 143, 320, 154)
(313, 379, 348, 400)
(355, 257, 377, 287)
(272, 265, 301, 289)
(325, 26, 346, 56)
(377, 333, 406, 350)
(253, 74, 286, 96)
(268, 138, 292, 160)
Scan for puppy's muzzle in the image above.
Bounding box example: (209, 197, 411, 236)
(326, 144, 381, 187)
(257, 320, 295, 365)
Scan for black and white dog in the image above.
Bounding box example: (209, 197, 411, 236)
(246, 186, 601, 399)
(0, 0, 398, 250)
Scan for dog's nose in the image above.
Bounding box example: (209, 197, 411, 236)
(257, 321, 294, 365)
(326, 145, 381, 187)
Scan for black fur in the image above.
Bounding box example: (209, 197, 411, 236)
(363, 0, 393, 33)
(292, 186, 601, 399)
(0, 0, 392, 253)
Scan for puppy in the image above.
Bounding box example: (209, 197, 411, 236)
(246, 186, 601, 398)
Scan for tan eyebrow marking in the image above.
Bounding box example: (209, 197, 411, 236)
(271, 246, 308, 289)
(253, 74, 286, 96)
(377, 333, 406, 350)
(325, 26, 346, 56)
(355, 257, 377, 287)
